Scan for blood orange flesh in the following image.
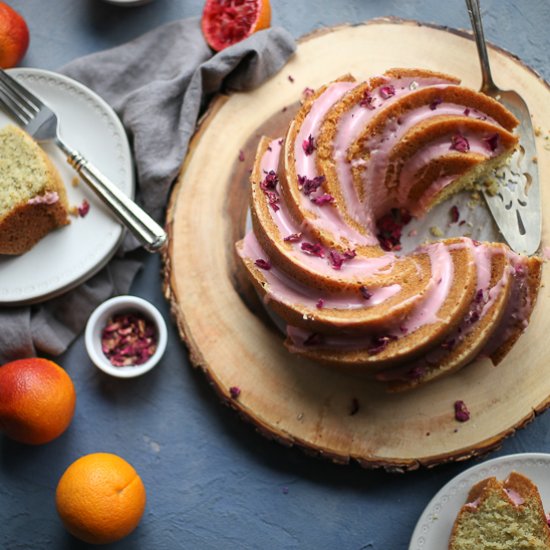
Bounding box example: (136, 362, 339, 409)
(201, 0, 271, 52)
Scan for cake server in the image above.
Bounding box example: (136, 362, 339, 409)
(0, 68, 167, 253)
(466, 0, 541, 256)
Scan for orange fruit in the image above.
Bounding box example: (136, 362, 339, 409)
(0, 357, 76, 445)
(0, 2, 29, 68)
(201, 0, 271, 52)
(56, 453, 147, 545)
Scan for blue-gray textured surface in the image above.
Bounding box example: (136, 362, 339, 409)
(1, 1, 550, 549)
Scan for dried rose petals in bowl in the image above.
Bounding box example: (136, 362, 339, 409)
(102, 313, 158, 367)
(85, 296, 167, 378)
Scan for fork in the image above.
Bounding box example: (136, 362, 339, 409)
(465, 0, 541, 256)
(0, 69, 167, 253)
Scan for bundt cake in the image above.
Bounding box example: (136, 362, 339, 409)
(0, 124, 69, 255)
(236, 68, 542, 390)
(449, 472, 550, 549)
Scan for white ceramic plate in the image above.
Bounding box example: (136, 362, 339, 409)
(0, 68, 134, 305)
(409, 453, 550, 549)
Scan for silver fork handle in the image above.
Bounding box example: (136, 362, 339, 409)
(56, 138, 167, 252)
(465, 0, 497, 93)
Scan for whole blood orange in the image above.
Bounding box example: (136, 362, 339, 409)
(0, 2, 29, 68)
(201, 0, 271, 52)
(56, 453, 147, 545)
(0, 358, 76, 445)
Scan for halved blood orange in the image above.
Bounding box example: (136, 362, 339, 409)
(201, 0, 271, 52)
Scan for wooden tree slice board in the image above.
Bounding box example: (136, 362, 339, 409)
(164, 19, 550, 471)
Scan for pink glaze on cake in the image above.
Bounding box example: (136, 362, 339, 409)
(293, 81, 370, 246)
(504, 488, 525, 506)
(258, 138, 395, 279)
(334, 79, 457, 229)
(285, 240, 457, 352)
(241, 231, 401, 311)
(398, 242, 454, 333)
(27, 191, 59, 205)
(464, 498, 480, 510)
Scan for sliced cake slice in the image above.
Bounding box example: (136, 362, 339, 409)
(449, 472, 550, 550)
(317, 68, 462, 233)
(379, 116, 518, 217)
(0, 124, 69, 255)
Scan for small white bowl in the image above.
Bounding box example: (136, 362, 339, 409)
(85, 295, 167, 378)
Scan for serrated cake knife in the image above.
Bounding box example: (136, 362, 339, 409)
(466, 0, 541, 256)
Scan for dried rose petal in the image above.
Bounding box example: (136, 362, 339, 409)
(298, 174, 325, 195)
(449, 205, 460, 223)
(450, 134, 470, 153)
(301, 242, 325, 258)
(229, 386, 241, 399)
(264, 190, 280, 211)
(379, 85, 395, 99)
(441, 338, 456, 351)
(376, 208, 412, 251)
(360, 91, 375, 109)
(302, 134, 316, 156)
(260, 170, 279, 191)
(311, 193, 335, 206)
(408, 366, 426, 380)
(238, 150, 245, 162)
(101, 312, 158, 367)
(429, 98, 443, 110)
(454, 400, 470, 422)
(303, 332, 324, 346)
(328, 251, 345, 270)
(302, 87, 315, 99)
(288, 75, 295, 83)
(368, 335, 397, 355)
(467, 310, 480, 324)
(78, 199, 90, 217)
(359, 286, 372, 300)
(463, 108, 471, 116)
(328, 249, 356, 270)
(316, 299, 324, 309)
(483, 133, 500, 152)
(254, 259, 271, 270)
(283, 232, 302, 243)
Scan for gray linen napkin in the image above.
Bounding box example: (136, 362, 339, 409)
(0, 17, 296, 363)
